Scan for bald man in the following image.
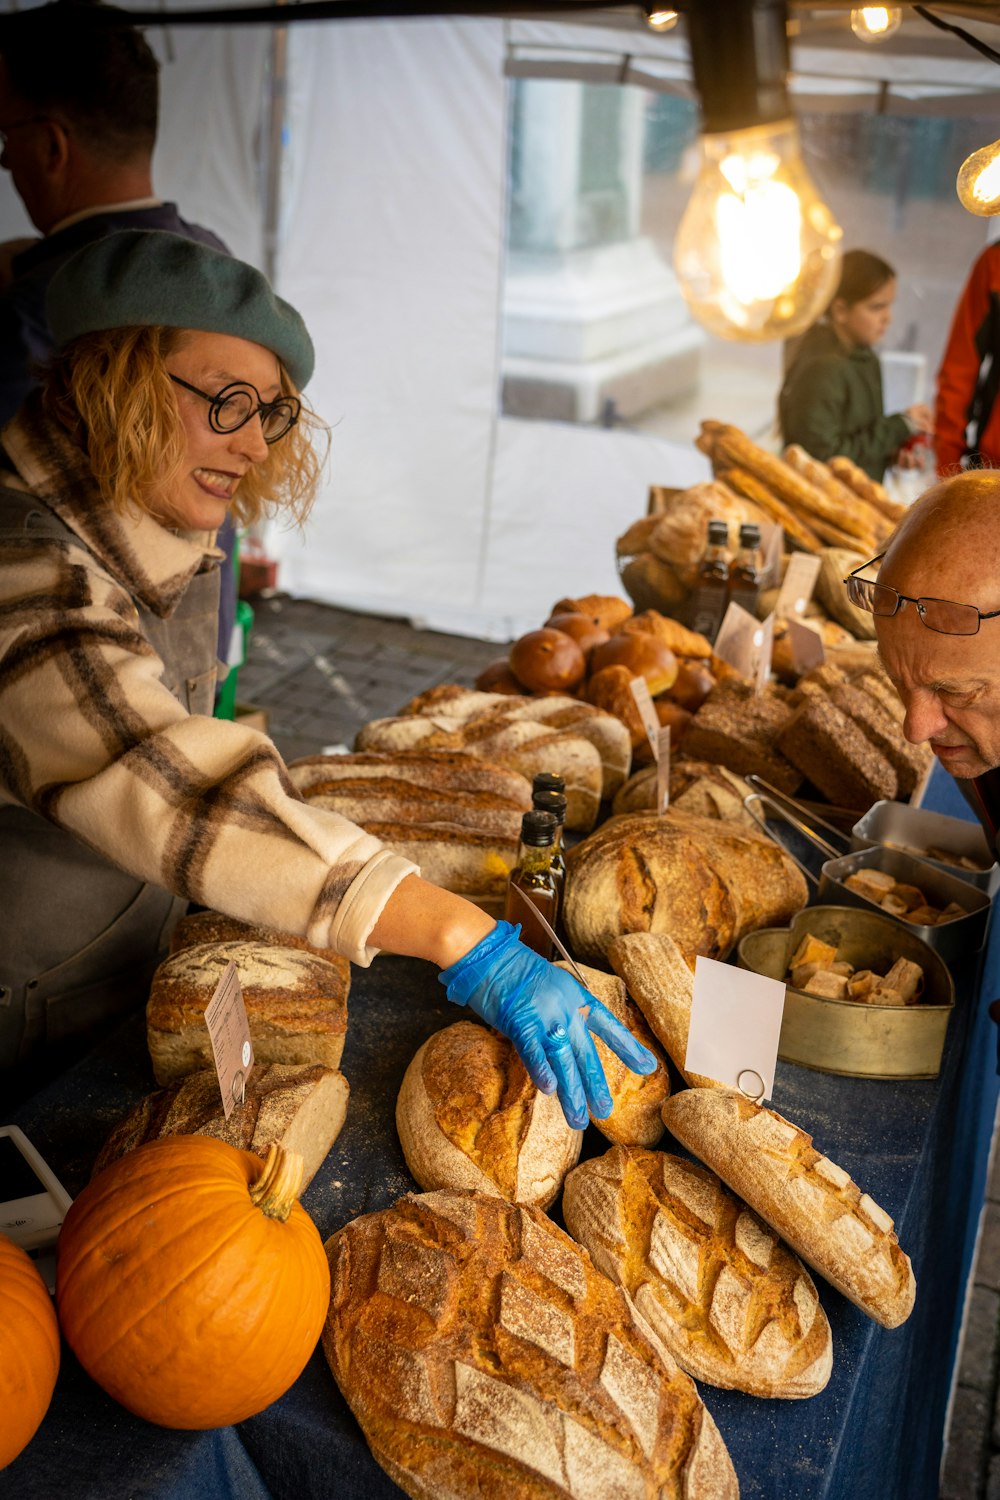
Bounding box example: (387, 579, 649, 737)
(847, 470, 1000, 843)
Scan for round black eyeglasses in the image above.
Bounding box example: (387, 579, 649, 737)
(169, 375, 300, 444)
(844, 552, 1000, 636)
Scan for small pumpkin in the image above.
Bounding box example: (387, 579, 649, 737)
(56, 1135, 329, 1429)
(0, 1232, 60, 1469)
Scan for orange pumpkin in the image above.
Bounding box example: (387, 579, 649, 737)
(56, 1136, 329, 1430)
(0, 1232, 60, 1469)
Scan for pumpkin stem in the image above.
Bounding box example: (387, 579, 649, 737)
(248, 1144, 305, 1221)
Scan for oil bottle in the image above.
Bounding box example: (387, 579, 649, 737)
(689, 519, 731, 642)
(727, 521, 762, 617)
(503, 809, 559, 959)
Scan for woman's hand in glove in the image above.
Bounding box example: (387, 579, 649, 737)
(438, 920, 658, 1130)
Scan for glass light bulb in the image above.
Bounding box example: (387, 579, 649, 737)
(645, 8, 679, 30)
(850, 7, 903, 42)
(673, 119, 843, 343)
(957, 139, 1000, 217)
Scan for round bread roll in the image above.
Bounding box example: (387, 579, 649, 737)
(620, 609, 713, 661)
(550, 592, 633, 631)
(669, 660, 716, 712)
(584, 664, 646, 750)
(590, 631, 678, 695)
(475, 657, 527, 694)
(543, 611, 610, 658)
(509, 628, 586, 693)
(395, 1021, 582, 1210)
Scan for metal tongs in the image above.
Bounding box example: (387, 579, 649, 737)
(742, 776, 852, 890)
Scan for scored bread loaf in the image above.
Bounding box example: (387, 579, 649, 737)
(355, 713, 604, 832)
(147, 940, 350, 1086)
(782, 444, 890, 545)
(324, 1189, 739, 1500)
(607, 931, 724, 1089)
(662, 1087, 916, 1328)
(395, 1021, 582, 1210)
(92, 1062, 348, 1188)
(827, 455, 906, 523)
(554, 960, 669, 1147)
(169, 908, 349, 963)
(396, 686, 632, 801)
(562, 1145, 833, 1398)
(563, 810, 808, 965)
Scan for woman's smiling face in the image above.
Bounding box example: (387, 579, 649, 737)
(153, 329, 280, 531)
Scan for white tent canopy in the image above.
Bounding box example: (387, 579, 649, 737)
(0, 3, 997, 638)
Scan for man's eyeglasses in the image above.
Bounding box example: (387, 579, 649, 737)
(844, 552, 1000, 636)
(169, 375, 300, 445)
(0, 116, 57, 151)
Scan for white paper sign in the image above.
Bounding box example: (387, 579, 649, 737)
(684, 956, 786, 1101)
(758, 522, 784, 590)
(656, 725, 671, 814)
(787, 616, 826, 673)
(713, 601, 760, 679)
(754, 612, 775, 696)
(204, 961, 255, 1119)
(775, 553, 822, 621)
(629, 675, 661, 761)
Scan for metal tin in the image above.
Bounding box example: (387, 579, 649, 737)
(738, 905, 955, 1080)
(851, 799, 999, 894)
(819, 844, 991, 965)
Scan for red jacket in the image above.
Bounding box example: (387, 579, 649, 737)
(936, 242, 1000, 474)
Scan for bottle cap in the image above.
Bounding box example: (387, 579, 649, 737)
(738, 522, 761, 547)
(532, 772, 565, 795)
(520, 809, 557, 846)
(707, 519, 729, 545)
(532, 789, 567, 822)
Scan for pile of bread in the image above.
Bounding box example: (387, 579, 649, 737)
(842, 867, 967, 927)
(783, 930, 926, 1006)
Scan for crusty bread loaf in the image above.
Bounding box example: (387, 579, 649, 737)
(396, 687, 632, 801)
(776, 695, 898, 810)
(92, 1062, 348, 1187)
(618, 551, 690, 614)
(563, 810, 807, 965)
(549, 592, 634, 631)
(831, 683, 930, 798)
(355, 713, 604, 832)
(612, 760, 754, 824)
(147, 940, 350, 1086)
(395, 1021, 581, 1210)
(554, 960, 668, 1147)
(324, 1189, 739, 1500)
(169, 908, 348, 964)
(662, 1087, 916, 1328)
(606, 931, 723, 1088)
(619, 610, 713, 661)
(681, 680, 803, 794)
(563, 1145, 833, 1397)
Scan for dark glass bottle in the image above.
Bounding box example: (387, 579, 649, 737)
(532, 772, 565, 798)
(531, 788, 567, 907)
(503, 809, 559, 959)
(689, 519, 731, 643)
(727, 522, 762, 617)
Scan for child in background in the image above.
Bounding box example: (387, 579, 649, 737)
(778, 249, 933, 482)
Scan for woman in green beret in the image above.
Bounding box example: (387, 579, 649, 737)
(0, 228, 654, 1121)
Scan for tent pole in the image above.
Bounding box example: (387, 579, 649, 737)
(264, 3, 288, 285)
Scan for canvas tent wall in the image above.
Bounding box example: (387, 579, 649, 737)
(0, 3, 997, 639)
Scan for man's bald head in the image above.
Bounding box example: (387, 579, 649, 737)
(881, 470, 1000, 605)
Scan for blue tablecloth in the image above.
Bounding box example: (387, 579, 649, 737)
(5, 763, 998, 1500)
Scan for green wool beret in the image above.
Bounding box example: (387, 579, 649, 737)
(46, 229, 315, 390)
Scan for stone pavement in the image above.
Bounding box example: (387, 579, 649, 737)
(238, 591, 1000, 1500)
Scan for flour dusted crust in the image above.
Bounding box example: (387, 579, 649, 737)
(662, 1088, 916, 1328)
(563, 1145, 832, 1398)
(607, 932, 723, 1089)
(147, 940, 349, 1085)
(554, 961, 669, 1147)
(563, 810, 807, 965)
(168, 908, 349, 966)
(93, 1062, 348, 1188)
(395, 1021, 582, 1211)
(324, 1189, 740, 1500)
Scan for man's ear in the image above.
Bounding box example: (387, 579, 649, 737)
(40, 118, 71, 176)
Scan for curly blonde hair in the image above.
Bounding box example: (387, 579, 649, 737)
(42, 326, 327, 526)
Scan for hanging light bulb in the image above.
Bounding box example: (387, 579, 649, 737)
(957, 139, 1000, 217)
(644, 7, 679, 30)
(850, 8, 903, 42)
(675, 0, 843, 343)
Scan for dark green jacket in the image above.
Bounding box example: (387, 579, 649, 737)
(778, 323, 909, 481)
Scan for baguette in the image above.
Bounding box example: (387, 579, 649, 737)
(717, 465, 824, 553)
(93, 1062, 348, 1188)
(709, 423, 877, 543)
(782, 444, 891, 543)
(828, 455, 907, 524)
(324, 1189, 740, 1500)
(662, 1087, 916, 1327)
(562, 1145, 833, 1397)
(554, 960, 669, 1146)
(395, 1021, 582, 1210)
(607, 930, 724, 1088)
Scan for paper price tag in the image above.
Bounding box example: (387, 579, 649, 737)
(787, 616, 826, 673)
(684, 956, 786, 1101)
(754, 611, 775, 697)
(757, 522, 784, 590)
(715, 603, 773, 693)
(629, 675, 661, 761)
(656, 725, 671, 814)
(204, 960, 254, 1119)
(775, 553, 822, 622)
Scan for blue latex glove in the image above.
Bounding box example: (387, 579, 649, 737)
(438, 921, 658, 1130)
